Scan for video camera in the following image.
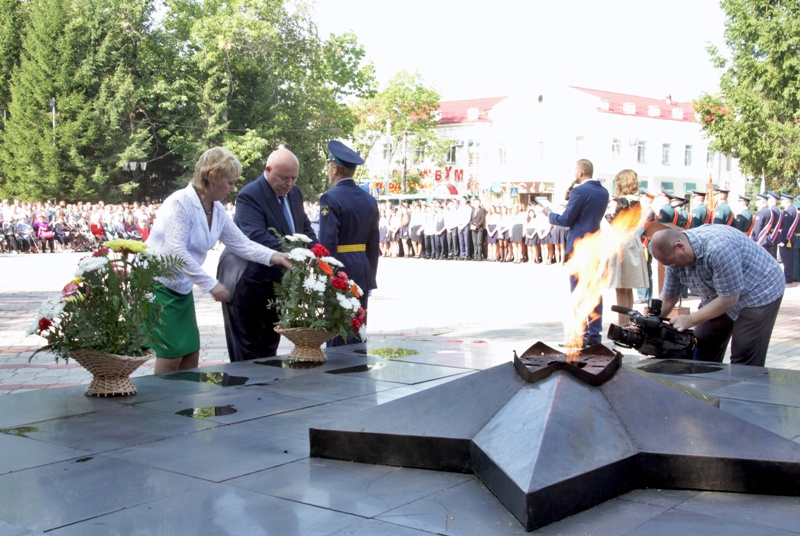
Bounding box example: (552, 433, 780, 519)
(607, 299, 696, 359)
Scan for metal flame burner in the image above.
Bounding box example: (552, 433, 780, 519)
(514, 341, 620, 386)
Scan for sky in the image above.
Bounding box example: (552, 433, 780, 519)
(313, 0, 728, 103)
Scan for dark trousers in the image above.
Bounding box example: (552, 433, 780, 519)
(693, 295, 783, 366)
(471, 228, 485, 260)
(435, 233, 447, 258)
(424, 234, 435, 258)
(222, 299, 281, 361)
(569, 273, 603, 344)
(779, 245, 794, 283)
(458, 226, 470, 259)
(447, 228, 459, 258)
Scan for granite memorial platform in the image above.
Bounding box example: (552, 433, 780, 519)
(1, 338, 799, 535)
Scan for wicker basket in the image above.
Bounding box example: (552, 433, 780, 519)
(68, 348, 155, 397)
(274, 326, 335, 363)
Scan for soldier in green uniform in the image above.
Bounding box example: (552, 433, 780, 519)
(712, 186, 734, 225)
(733, 194, 753, 234)
(689, 189, 709, 228)
(657, 188, 676, 224)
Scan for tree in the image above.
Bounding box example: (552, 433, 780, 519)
(162, 0, 375, 198)
(350, 71, 446, 193)
(696, 0, 800, 192)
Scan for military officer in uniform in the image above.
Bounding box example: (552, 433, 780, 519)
(712, 186, 734, 225)
(778, 193, 799, 283)
(689, 189, 709, 228)
(318, 140, 380, 345)
(671, 195, 690, 229)
(750, 192, 776, 254)
(656, 188, 677, 224)
(732, 194, 753, 234)
(794, 195, 800, 282)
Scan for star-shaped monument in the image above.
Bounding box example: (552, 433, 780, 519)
(310, 343, 800, 531)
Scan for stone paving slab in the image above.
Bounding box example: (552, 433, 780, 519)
(1, 252, 799, 395)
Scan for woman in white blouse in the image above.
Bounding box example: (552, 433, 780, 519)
(146, 147, 291, 374)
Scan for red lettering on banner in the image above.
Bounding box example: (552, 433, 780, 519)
(454, 169, 464, 181)
(444, 166, 452, 179)
(434, 170, 443, 181)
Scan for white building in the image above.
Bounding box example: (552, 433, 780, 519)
(365, 86, 745, 204)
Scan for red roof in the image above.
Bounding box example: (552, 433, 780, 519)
(438, 97, 508, 125)
(570, 86, 696, 123)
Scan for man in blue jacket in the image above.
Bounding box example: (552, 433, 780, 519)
(217, 148, 317, 361)
(544, 159, 609, 347)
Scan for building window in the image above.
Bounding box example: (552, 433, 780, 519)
(611, 138, 621, 160)
(445, 144, 457, 164)
(661, 181, 674, 193)
(498, 144, 507, 165)
(637, 141, 647, 164)
(662, 143, 671, 166)
(684, 145, 693, 166)
(575, 136, 585, 156)
(415, 145, 425, 164)
(706, 150, 714, 167)
(685, 182, 697, 194)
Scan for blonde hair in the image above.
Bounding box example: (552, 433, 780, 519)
(193, 147, 242, 193)
(613, 169, 639, 197)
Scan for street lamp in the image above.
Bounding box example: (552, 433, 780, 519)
(122, 161, 148, 202)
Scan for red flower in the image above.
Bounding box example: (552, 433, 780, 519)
(351, 316, 363, 331)
(357, 307, 365, 318)
(337, 271, 349, 280)
(310, 244, 330, 258)
(62, 283, 79, 298)
(93, 247, 110, 257)
(38, 317, 52, 331)
(331, 278, 348, 291)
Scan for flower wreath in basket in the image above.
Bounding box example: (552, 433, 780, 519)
(269, 232, 366, 341)
(26, 239, 183, 362)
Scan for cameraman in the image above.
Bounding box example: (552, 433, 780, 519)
(650, 226, 784, 366)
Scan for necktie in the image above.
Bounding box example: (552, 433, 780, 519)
(280, 196, 295, 234)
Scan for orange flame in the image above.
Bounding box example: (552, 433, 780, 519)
(563, 205, 643, 361)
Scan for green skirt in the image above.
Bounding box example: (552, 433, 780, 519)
(148, 284, 200, 358)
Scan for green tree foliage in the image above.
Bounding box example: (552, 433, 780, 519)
(696, 0, 800, 191)
(350, 71, 446, 189)
(0, 0, 375, 202)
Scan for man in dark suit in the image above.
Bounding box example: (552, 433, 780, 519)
(318, 140, 380, 345)
(217, 148, 316, 361)
(544, 159, 609, 346)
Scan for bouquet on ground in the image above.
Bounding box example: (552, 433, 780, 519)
(26, 239, 183, 362)
(271, 233, 366, 341)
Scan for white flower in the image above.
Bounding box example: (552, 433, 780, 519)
(144, 292, 155, 302)
(288, 248, 315, 262)
(303, 276, 326, 294)
(336, 293, 351, 310)
(286, 233, 312, 243)
(39, 295, 65, 319)
(321, 256, 344, 268)
(75, 256, 108, 276)
(348, 297, 361, 312)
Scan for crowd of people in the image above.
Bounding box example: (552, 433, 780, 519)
(0, 198, 240, 255)
(362, 197, 571, 264)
